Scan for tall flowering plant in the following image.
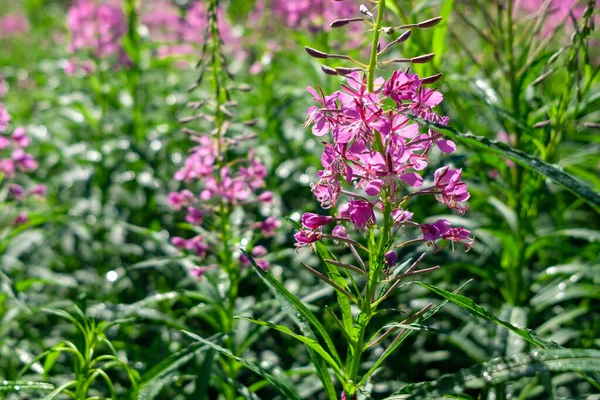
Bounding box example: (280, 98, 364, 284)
(235, 1, 473, 399)
(169, 0, 280, 398)
(0, 81, 45, 231)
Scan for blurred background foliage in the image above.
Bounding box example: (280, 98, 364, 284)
(0, 0, 598, 399)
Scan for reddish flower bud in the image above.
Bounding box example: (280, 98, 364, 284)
(302, 212, 333, 229)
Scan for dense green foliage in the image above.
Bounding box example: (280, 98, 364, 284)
(0, 0, 598, 399)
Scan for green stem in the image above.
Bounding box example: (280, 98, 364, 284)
(367, 0, 386, 92)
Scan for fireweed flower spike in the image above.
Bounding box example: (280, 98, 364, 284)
(167, 0, 279, 396)
(284, 1, 474, 398)
(0, 93, 46, 227)
(65, 0, 129, 74)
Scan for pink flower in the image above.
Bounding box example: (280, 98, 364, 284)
(258, 216, 281, 237)
(301, 212, 333, 230)
(0, 12, 30, 36)
(0, 158, 15, 177)
(392, 208, 413, 224)
(30, 184, 47, 197)
(257, 191, 273, 203)
(10, 184, 26, 200)
(12, 148, 37, 171)
(433, 166, 470, 214)
(420, 219, 452, 241)
(347, 199, 375, 228)
(442, 227, 474, 251)
(239, 246, 270, 270)
(13, 213, 28, 225)
(66, 0, 129, 69)
(332, 224, 348, 239)
(184, 235, 208, 258)
(168, 190, 194, 210)
(515, 0, 598, 35)
(385, 251, 398, 266)
(364, 179, 384, 196)
(185, 207, 203, 226)
(294, 228, 323, 248)
(0, 102, 10, 131)
(191, 266, 208, 279)
(11, 126, 29, 147)
(0, 136, 10, 149)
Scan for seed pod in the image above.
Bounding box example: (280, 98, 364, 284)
(418, 17, 443, 28)
(331, 19, 350, 28)
(532, 120, 551, 128)
(411, 53, 435, 64)
(397, 30, 412, 43)
(421, 73, 443, 84)
(336, 67, 363, 76)
(305, 46, 329, 59)
(383, 26, 394, 35)
(320, 65, 338, 76)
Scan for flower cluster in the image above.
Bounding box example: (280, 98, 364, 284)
(515, 0, 598, 34)
(296, 70, 473, 252)
(258, 0, 358, 31)
(0, 12, 30, 37)
(168, 135, 278, 276)
(65, 0, 129, 74)
(0, 86, 45, 225)
(141, 1, 238, 64)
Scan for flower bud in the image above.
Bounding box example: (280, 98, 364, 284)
(418, 17, 443, 28)
(302, 212, 333, 229)
(320, 65, 338, 76)
(421, 73, 443, 85)
(385, 251, 398, 266)
(364, 179, 384, 196)
(332, 225, 348, 238)
(330, 19, 350, 28)
(305, 46, 329, 59)
(257, 191, 273, 203)
(411, 53, 435, 64)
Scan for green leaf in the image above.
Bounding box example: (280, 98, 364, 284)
(183, 331, 301, 400)
(244, 250, 339, 399)
(0, 381, 54, 393)
(432, 0, 455, 66)
(314, 242, 354, 332)
(236, 316, 345, 382)
(388, 349, 600, 398)
(243, 250, 341, 364)
(414, 118, 600, 212)
(131, 340, 209, 400)
(418, 282, 556, 349)
(358, 281, 470, 386)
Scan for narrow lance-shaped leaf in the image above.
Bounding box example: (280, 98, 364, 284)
(129, 340, 209, 400)
(414, 117, 600, 212)
(236, 316, 345, 382)
(358, 281, 471, 386)
(243, 249, 339, 399)
(182, 331, 302, 400)
(388, 348, 600, 399)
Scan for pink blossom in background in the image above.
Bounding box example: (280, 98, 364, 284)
(0, 12, 30, 37)
(515, 0, 598, 34)
(259, 0, 359, 32)
(0, 91, 45, 227)
(141, 0, 240, 64)
(0, 76, 7, 98)
(0, 102, 10, 132)
(296, 69, 474, 251)
(66, 0, 129, 71)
